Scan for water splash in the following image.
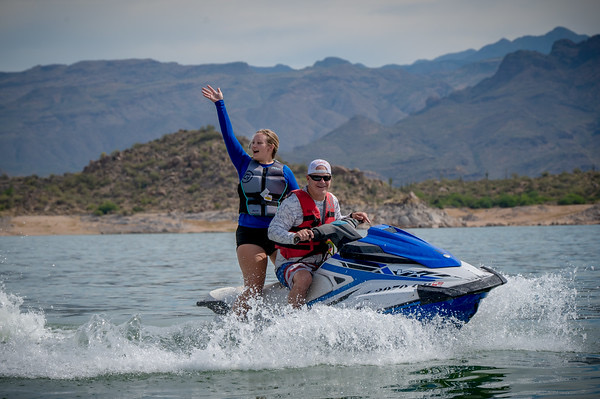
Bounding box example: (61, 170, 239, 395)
(0, 270, 585, 379)
(464, 272, 582, 353)
(0, 288, 49, 343)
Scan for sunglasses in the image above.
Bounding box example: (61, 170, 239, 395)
(309, 174, 332, 182)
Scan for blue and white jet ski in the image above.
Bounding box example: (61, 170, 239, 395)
(197, 220, 506, 323)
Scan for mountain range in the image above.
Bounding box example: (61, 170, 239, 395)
(0, 26, 595, 181)
(287, 35, 600, 183)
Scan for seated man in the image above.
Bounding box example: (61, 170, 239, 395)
(268, 159, 370, 308)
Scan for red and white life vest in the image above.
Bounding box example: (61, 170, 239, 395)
(277, 189, 336, 259)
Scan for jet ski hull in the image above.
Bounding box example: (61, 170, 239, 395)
(197, 224, 507, 323)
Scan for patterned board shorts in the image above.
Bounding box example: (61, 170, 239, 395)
(276, 262, 318, 288)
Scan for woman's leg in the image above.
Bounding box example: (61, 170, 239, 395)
(232, 243, 269, 316)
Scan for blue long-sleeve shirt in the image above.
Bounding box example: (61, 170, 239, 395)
(214, 100, 299, 228)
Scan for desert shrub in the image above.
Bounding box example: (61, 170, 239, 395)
(558, 193, 586, 205)
(474, 197, 493, 208)
(495, 193, 518, 208)
(94, 201, 119, 216)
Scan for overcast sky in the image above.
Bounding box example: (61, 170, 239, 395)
(0, 0, 598, 72)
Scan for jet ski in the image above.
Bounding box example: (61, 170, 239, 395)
(197, 219, 506, 323)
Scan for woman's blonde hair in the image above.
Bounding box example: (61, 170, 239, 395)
(253, 129, 280, 157)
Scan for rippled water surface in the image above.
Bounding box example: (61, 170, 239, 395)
(1, 225, 599, 398)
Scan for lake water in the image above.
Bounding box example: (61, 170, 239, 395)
(1, 225, 599, 398)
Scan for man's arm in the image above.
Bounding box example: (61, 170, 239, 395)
(268, 195, 302, 245)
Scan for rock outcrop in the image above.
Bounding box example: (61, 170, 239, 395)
(365, 192, 462, 228)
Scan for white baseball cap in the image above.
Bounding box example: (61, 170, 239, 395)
(307, 159, 331, 175)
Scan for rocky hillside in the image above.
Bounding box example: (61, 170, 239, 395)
(4, 125, 598, 229)
(2, 126, 459, 227)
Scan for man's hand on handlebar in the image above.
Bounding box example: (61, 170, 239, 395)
(350, 211, 371, 225)
(294, 228, 314, 243)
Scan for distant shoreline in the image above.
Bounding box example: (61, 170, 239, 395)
(443, 203, 598, 228)
(1, 204, 598, 236)
(0, 212, 239, 236)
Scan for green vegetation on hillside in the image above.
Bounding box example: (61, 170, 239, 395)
(0, 126, 408, 216)
(0, 127, 238, 215)
(404, 170, 599, 209)
(1, 125, 597, 216)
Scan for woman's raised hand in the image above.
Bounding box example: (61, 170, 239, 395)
(201, 85, 223, 102)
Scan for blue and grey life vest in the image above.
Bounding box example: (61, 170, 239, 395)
(238, 160, 289, 217)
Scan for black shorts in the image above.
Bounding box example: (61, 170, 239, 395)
(235, 225, 277, 255)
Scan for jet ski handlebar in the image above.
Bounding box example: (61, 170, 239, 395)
(293, 217, 362, 246)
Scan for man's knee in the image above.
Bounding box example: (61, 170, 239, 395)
(293, 269, 313, 290)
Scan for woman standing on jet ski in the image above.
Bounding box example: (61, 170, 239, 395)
(202, 85, 300, 317)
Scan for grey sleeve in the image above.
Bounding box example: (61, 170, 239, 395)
(268, 195, 304, 245)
